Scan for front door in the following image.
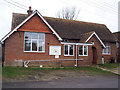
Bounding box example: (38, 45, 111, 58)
(92, 47, 97, 64)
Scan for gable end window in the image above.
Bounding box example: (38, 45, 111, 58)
(79, 45, 88, 56)
(102, 43, 111, 55)
(24, 32, 45, 52)
(64, 45, 74, 56)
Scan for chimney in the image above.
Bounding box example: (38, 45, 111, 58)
(27, 6, 33, 16)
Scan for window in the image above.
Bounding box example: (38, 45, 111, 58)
(24, 32, 45, 52)
(79, 45, 88, 56)
(116, 42, 119, 48)
(64, 45, 74, 56)
(102, 43, 111, 55)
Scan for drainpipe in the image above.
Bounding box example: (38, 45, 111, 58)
(2, 42, 5, 67)
(75, 44, 78, 67)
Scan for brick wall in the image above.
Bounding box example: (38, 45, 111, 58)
(3, 13, 117, 67)
(87, 35, 103, 64)
(103, 42, 117, 63)
(3, 32, 97, 67)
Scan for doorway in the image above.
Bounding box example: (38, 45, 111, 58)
(92, 47, 97, 64)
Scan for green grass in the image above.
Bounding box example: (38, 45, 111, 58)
(99, 63, 119, 69)
(2, 66, 116, 81)
(2, 67, 31, 78)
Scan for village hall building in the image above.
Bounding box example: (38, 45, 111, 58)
(1, 7, 118, 67)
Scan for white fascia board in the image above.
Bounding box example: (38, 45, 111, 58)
(36, 11, 62, 41)
(1, 10, 62, 43)
(85, 32, 106, 48)
(61, 42, 92, 45)
(1, 11, 37, 43)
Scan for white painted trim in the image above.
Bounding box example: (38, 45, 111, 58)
(64, 44, 74, 56)
(102, 53, 111, 55)
(24, 32, 45, 52)
(102, 43, 111, 55)
(24, 51, 45, 53)
(64, 55, 74, 56)
(85, 32, 106, 48)
(1, 11, 36, 43)
(1, 10, 62, 43)
(36, 11, 62, 41)
(78, 45, 88, 56)
(61, 42, 92, 45)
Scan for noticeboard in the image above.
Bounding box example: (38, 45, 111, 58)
(49, 46, 61, 55)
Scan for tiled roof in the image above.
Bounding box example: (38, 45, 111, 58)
(12, 13, 117, 42)
(113, 32, 120, 42)
(79, 31, 95, 42)
(12, 13, 28, 30)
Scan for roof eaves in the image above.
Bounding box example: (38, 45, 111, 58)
(36, 11, 62, 41)
(1, 10, 37, 43)
(85, 32, 106, 48)
(1, 10, 62, 43)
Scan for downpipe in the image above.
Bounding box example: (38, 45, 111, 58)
(75, 44, 78, 67)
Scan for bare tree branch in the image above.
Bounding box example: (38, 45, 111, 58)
(56, 7, 80, 20)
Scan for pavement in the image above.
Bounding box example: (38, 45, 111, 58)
(96, 66, 120, 75)
(97, 67, 119, 75)
(2, 76, 118, 88)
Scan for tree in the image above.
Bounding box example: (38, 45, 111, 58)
(56, 7, 80, 20)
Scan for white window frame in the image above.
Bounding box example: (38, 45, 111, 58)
(102, 43, 111, 55)
(64, 45, 74, 56)
(24, 32, 45, 53)
(79, 45, 88, 56)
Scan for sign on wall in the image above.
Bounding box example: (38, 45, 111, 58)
(49, 46, 61, 55)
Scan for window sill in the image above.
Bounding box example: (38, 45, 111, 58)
(102, 53, 111, 55)
(79, 55, 88, 57)
(64, 55, 74, 56)
(24, 51, 45, 53)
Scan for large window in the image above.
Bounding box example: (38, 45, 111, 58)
(24, 32, 45, 52)
(79, 45, 88, 56)
(64, 45, 74, 56)
(102, 43, 111, 55)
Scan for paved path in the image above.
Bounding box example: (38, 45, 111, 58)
(3, 76, 118, 88)
(92, 65, 120, 75)
(98, 67, 119, 74)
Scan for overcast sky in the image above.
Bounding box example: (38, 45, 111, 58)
(0, 0, 119, 40)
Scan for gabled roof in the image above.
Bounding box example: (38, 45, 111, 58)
(86, 32, 105, 47)
(45, 17, 116, 42)
(78, 31, 105, 47)
(1, 10, 117, 43)
(1, 10, 62, 43)
(79, 31, 95, 42)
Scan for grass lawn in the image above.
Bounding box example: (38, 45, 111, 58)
(99, 63, 119, 69)
(2, 66, 116, 82)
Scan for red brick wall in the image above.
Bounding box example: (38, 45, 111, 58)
(87, 35, 117, 63)
(3, 31, 93, 67)
(87, 35, 103, 64)
(18, 14, 52, 33)
(4, 31, 117, 66)
(103, 42, 117, 63)
(3, 14, 117, 67)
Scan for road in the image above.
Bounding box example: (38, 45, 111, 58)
(2, 75, 118, 88)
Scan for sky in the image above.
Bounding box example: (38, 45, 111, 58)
(0, 0, 119, 40)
